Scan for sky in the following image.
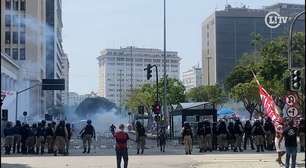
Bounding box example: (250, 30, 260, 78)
(62, 0, 304, 95)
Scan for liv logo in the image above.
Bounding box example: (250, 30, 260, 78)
(265, 11, 289, 29)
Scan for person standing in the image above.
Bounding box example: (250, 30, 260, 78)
(4, 122, 14, 155)
(217, 120, 228, 151)
(275, 131, 285, 166)
(264, 118, 275, 151)
(158, 127, 167, 152)
(234, 119, 244, 152)
(45, 123, 55, 153)
(13, 120, 22, 154)
(203, 120, 212, 152)
(282, 120, 298, 168)
(227, 121, 235, 151)
(212, 122, 218, 150)
(243, 120, 255, 150)
(25, 124, 36, 154)
(65, 123, 72, 154)
(80, 120, 96, 154)
(182, 122, 193, 155)
(135, 121, 146, 154)
(298, 118, 305, 152)
(113, 124, 129, 168)
(36, 122, 46, 154)
(110, 124, 116, 135)
(197, 122, 205, 153)
(252, 120, 265, 152)
(54, 120, 68, 156)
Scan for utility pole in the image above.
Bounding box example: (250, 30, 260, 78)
(163, 0, 167, 123)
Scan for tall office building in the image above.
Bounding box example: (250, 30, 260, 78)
(183, 65, 203, 91)
(97, 47, 181, 106)
(202, 3, 305, 86)
(62, 53, 69, 106)
(1, 0, 47, 119)
(45, 0, 66, 114)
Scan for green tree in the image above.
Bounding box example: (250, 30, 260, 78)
(186, 85, 226, 105)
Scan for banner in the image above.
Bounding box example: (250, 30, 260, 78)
(255, 79, 284, 133)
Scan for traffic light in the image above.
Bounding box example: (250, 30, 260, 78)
(144, 64, 153, 80)
(291, 69, 301, 91)
(152, 101, 161, 114)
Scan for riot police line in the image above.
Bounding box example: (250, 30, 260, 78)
(181, 117, 305, 154)
(2, 119, 96, 156)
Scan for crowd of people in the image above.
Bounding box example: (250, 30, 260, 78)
(2, 119, 98, 156)
(181, 118, 304, 154)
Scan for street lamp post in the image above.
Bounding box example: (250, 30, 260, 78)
(163, 0, 167, 123)
(288, 10, 305, 70)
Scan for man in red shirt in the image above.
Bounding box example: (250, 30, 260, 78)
(113, 124, 129, 168)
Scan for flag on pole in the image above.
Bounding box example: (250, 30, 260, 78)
(252, 71, 284, 133)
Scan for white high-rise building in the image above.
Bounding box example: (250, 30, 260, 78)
(183, 65, 203, 91)
(97, 47, 181, 106)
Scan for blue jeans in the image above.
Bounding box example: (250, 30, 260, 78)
(285, 147, 297, 168)
(116, 148, 128, 168)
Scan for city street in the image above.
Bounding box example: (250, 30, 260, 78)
(1, 149, 305, 168)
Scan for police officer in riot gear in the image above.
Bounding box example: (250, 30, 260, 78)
(80, 120, 96, 154)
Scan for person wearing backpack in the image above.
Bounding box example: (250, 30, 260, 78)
(80, 120, 96, 154)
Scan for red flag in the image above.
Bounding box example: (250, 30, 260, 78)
(253, 73, 284, 133)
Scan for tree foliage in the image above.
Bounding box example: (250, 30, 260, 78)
(226, 32, 305, 119)
(186, 85, 226, 105)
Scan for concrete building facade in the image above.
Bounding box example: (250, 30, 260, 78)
(97, 47, 181, 106)
(183, 65, 203, 91)
(202, 3, 305, 86)
(1, 0, 68, 120)
(1, 0, 47, 119)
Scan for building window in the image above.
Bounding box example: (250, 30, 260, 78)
(5, 15, 11, 27)
(6, 0, 11, 9)
(5, 32, 11, 44)
(13, 32, 18, 44)
(12, 48, 18, 60)
(20, 15, 25, 27)
(13, 0, 18, 10)
(5, 48, 11, 56)
(12, 15, 18, 27)
(20, 32, 25, 44)
(20, 48, 25, 60)
(20, 0, 25, 11)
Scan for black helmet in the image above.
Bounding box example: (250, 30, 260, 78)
(87, 120, 92, 124)
(59, 120, 65, 126)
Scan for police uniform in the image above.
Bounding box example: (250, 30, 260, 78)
(252, 121, 265, 152)
(203, 121, 212, 152)
(4, 122, 14, 154)
(46, 124, 54, 153)
(80, 121, 95, 154)
(54, 122, 68, 156)
(227, 122, 235, 151)
(217, 121, 228, 151)
(243, 121, 254, 150)
(197, 123, 205, 152)
(182, 123, 193, 154)
(36, 123, 46, 154)
(136, 123, 146, 154)
(234, 121, 243, 152)
(13, 121, 22, 153)
(299, 120, 305, 152)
